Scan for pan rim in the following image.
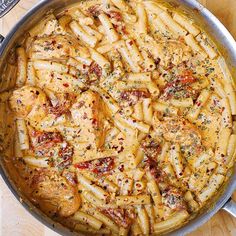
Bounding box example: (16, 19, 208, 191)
(0, 0, 236, 235)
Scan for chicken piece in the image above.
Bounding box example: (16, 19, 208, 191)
(157, 41, 192, 68)
(162, 186, 186, 210)
(195, 102, 221, 148)
(160, 117, 203, 158)
(141, 135, 162, 159)
(29, 35, 89, 60)
(70, 90, 107, 162)
(9, 85, 48, 118)
(162, 117, 202, 147)
(28, 127, 73, 169)
(29, 14, 65, 38)
(30, 169, 80, 217)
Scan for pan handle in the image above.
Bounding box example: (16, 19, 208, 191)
(222, 198, 236, 217)
(0, 0, 20, 18)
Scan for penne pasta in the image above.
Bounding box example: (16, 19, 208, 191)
(26, 61, 36, 86)
(153, 210, 189, 234)
(115, 40, 141, 73)
(170, 98, 193, 108)
(116, 195, 151, 206)
(132, 102, 144, 121)
(196, 33, 218, 59)
(137, 206, 150, 235)
(89, 210, 119, 233)
(110, 0, 131, 12)
(98, 13, 119, 43)
(83, 191, 117, 208)
(226, 134, 236, 165)
(70, 21, 97, 47)
(221, 97, 232, 128)
(186, 89, 210, 122)
(73, 211, 103, 230)
(140, 50, 156, 71)
(153, 102, 178, 116)
(215, 127, 231, 163)
(184, 34, 207, 58)
(125, 39, 144, 66)
(159, 11, 187, 36)
(173, 13, 200, 36)
(147, 179, 162, 206)
(143, 98, 153, 125)
(82, 25, 103, 40)
(77, 173, 109, 200)
(115, 113, 150, 133)
(16, 119, 29, 150)
(198, 174, 225, 203)
(169, 144, 184, 178)
(143, 1, 164, 15)
(191, 149, 214, 168)
(224, 82, 236, 115)
(23, 156, 49, 168)
(136, 3, 148, 34)
(16, 47, 27, 87)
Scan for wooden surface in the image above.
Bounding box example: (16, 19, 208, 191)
(0, 0, 236, 235)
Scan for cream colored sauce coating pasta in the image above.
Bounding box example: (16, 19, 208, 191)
(1, 0, 236, 235)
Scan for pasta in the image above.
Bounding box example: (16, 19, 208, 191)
(2, 0, 235, 235)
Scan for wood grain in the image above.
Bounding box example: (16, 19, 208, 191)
(0, 0, 236, 235)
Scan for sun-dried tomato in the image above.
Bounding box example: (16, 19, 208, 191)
(31, 130, 63, 151)
(49, 93, 75, 117)
(57, 144, 74, 169)
(62, 170, 77, 185)
(102, 208, 132, 228)
(75, 156, 115, 175)
(120, 89, 150, 106)
(107, 11, 122, 21)
(87, 4, 101, 17)
(89, 62, 102, 78)
(145, 158, 166, 183)
(160, 71, 198, 101)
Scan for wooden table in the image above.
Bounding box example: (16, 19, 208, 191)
(0, 0, 236, 235)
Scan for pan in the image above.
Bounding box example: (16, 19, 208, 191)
(0, 0, 236, 235)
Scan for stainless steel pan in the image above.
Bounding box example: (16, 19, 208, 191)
(0, 0, 236, 235)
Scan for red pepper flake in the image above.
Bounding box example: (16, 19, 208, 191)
(196, 101, 201, 107)
(128, 40, 134, 46)
(108, 11, 122, 21)
(63, 83, 69, 87)
(75, 156, 115, 175)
